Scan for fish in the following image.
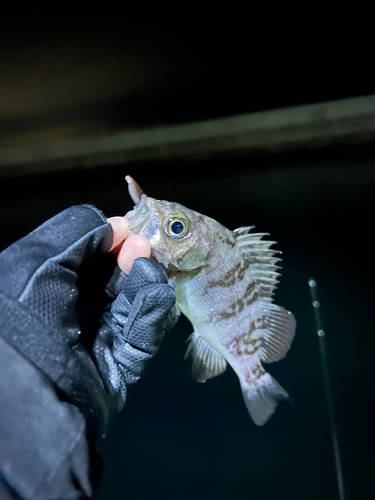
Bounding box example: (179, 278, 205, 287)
(124, 175, 296, 425)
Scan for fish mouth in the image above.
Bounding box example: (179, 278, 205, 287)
(124, 193, 151, 234)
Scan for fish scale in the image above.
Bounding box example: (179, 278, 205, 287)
(124, 176, 296, 425)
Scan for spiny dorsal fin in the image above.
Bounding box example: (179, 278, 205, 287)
(233, 226, 282, 301)
(185, 332, 227, 382)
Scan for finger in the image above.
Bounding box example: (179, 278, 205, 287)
(106, 217, 129, 252)
(117, 236, 151, 275)
(120, 283, 176, 355)
(104, 257, 167, 301)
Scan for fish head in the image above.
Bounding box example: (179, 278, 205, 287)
(125, 186, 212, 271)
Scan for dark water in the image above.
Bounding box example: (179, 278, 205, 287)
(1, 144, 374, 499)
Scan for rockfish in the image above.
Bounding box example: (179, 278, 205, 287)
(124, 176, 296, 425)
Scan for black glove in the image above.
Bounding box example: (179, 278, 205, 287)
(0, 205, 176, 500)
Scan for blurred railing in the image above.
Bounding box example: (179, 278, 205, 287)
(1, 95, 375, 176)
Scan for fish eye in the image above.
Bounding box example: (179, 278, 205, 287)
(163, 212, 191, 239)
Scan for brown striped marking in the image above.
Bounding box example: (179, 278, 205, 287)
(227, 332, 261, 356)
(216, 232, 237, 248)
(253, 365, 266, 377)
(216, 281, 258, 322)
(224, 236, 236, 248)
(205, 262, 247, 290)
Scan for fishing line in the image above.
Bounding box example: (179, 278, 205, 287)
(308, 279, 345, 500)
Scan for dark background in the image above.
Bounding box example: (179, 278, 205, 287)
(1, 16, 374, 500)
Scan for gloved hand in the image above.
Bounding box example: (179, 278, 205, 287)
(0, 205, 176, 500)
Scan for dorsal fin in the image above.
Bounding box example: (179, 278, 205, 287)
(233, 226, 282, 301)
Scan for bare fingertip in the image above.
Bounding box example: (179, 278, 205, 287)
(107, 216, 129, 229)
(107, 217, 129, 251)
(117, 235, 151, 274)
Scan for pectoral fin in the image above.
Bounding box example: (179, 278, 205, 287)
(185, 332, 227, 382)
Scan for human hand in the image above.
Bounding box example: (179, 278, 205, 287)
(0, 204, 176, 500)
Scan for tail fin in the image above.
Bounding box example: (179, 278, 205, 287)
(241, 372, 291, 425)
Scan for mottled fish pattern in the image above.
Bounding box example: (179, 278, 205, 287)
(125, 181, 296, 425)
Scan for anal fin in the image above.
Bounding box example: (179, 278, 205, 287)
(185, 332, 227, 383)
